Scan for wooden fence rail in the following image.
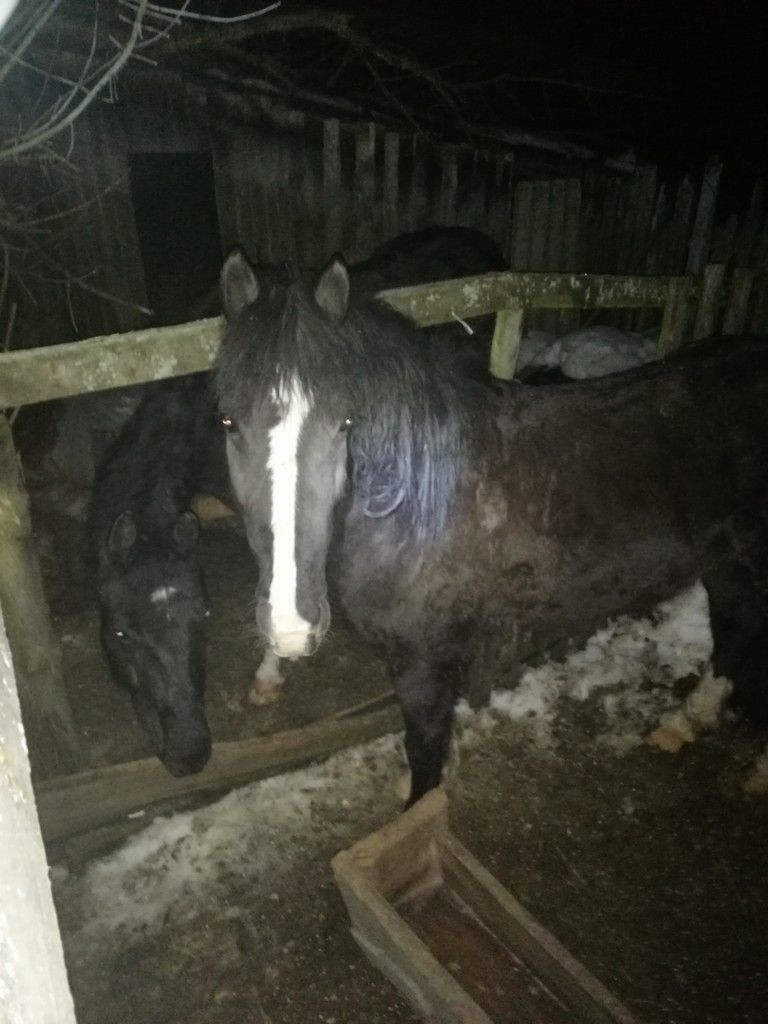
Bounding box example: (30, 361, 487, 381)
(0, 271, 694, 409)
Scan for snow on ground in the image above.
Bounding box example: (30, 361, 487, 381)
(53, 583, 713, 951)
(455, 582, 711, 756)
(517, 325, 657, 379)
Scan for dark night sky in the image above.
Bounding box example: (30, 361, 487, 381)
(349, 0, 768, 185)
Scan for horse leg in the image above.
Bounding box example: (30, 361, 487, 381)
(394, 658, 454, 806)
(703, 556, 768, 724)
(248, 649, 285, 705)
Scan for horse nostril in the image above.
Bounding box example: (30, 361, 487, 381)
(162, 730, 212, 776)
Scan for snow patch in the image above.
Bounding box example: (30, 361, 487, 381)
(517, 324, 658, 379)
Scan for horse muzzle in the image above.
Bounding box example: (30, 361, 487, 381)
(162, 724, 212, 776)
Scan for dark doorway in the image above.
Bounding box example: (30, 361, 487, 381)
(129, 152, 222, 326)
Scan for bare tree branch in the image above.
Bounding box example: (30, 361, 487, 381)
(0, 0, 149, 161)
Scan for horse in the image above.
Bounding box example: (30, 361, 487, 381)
(88, 374, 224, 774)
(215, 242, 768, 806)
(89, 230, 504, 776)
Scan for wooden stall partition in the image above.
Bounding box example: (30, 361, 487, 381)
(657, 277, 695, 356)
(323, 118, 344, 253)
(693, 263, 726, 339)
(0, 605, 77, 1023)
(685, 161, 723, 274)
(0, 414, 80, 777)
(722, 268, 757, 335)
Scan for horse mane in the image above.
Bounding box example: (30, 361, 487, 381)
(217, 277, 480, 541)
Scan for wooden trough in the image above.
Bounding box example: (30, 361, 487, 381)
(332, 788, 640, 1024)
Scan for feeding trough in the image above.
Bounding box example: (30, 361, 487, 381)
(332, 788, 640, 1024)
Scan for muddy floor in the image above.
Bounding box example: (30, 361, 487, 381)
(30, 501, 768, 1024)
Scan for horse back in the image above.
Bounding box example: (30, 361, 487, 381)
(340, 335, 768, 665)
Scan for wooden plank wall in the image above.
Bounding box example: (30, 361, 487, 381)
(211, 108, 516, 268)
(2, 65, 767, 352)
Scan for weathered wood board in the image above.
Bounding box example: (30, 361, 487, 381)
(332, 789, 640, 1024)
(37, 701, 402, 843)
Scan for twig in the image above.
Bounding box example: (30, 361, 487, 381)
(0, 0, 150, 162)
(3, 301, 18, 352)
(0, 0, 66, 88)
(119, 0, 281, 25)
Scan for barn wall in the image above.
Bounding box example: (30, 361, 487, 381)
(1, 65, 766, 353)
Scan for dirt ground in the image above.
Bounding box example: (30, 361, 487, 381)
(30, 502, 768, 1024)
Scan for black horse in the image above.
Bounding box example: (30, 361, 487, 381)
(216, 244, 768, 806)
(88, 374, 225, 775)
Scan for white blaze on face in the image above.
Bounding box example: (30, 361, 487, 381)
(267, 381, 312, 658)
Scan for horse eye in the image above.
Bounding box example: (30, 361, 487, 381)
(339, 417, 353, 433)
(220, 413, 237, 433)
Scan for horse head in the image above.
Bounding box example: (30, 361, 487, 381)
(98, 507, 212, 775)
(216, 249, 354, 660)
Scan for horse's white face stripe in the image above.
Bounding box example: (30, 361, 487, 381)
(150, 586, 177, 604)
(267, 381, 312, 655)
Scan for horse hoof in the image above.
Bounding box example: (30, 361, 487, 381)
(647, 713, 694, 752)
(647, 671, 732, 752)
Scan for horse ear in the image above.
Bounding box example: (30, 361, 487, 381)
(314, 256, 349, 322)
(107, 510, 137, 560)
(221, 246, 259, 321)
(172, 510, 200, 554)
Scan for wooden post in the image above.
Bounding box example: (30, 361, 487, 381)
(666, 176, 695, 273)
(409, 135, 428, 232)
(0, 414, 80, 776)
(657, 278, 692, 356)
(465, 151, 487, 235)
(509, 180, 533, 271)
(693, 263, 726, 339)
(556, 179, 582, 334)
(353, 123, 376, 257)
(685, 161, 722, 274)
(0, 606, 77, 1023)
(439, 145, 458, 224)
(749, 273, 768, 333)
(733, 180, 764, 268)
(383, 131, 400, 238)
(323, 118, 343, 252)
(722, 268, 756, 335)
(490, 307, 524, 380)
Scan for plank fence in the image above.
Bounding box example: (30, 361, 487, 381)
(2, 67, 767, 350)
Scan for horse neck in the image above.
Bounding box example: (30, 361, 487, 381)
(90, 391, 204, 542)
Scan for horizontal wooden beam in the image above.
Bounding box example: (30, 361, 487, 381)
(0, 272, 694, 408)
(35, 702, 402, 842)
(0, 317, 223, 409)
(380, 271, 691, 326)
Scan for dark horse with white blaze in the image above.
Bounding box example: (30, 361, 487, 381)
(91, 228, 504, 777)
(215, 244, 768, 805)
